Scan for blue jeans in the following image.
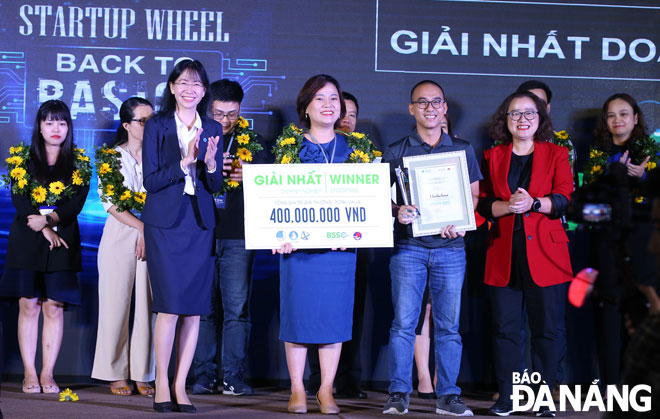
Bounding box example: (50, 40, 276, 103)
(193, 239, 254, 380)
(388, 244, 465, 397)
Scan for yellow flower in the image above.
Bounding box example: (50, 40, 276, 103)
(361, 153, 370, 163)
(32, 186, 47, 203)
(237, 117, 249, 129)
(59, 388, 79, 402)
(350, 150, 367, 162)
(236, 147, 253, 162)
(232, 159, 242, 168)
(236, 134, 250, 145)
(290, 124, 303, 134)
(280, 137, 296, 146)
(71, 170, 83, 186)
(590, 165, 602, 175)
(74, 148, 85, 154)
(590, 149, 603, 158)
(645, 161, 657, 171)
(5, 156, 23, 165)
(105, 184, 115, 196)
(49, 181, 65, 195)
(78, 154, 90, 162)
(102, 148, 118, 154)
(352, 132, 365, 139)
(373, 150, 383, 157)
(281, 154, 292, 164)
(554, 130, 569, 140)
(10, 146, 24, 154)
(17, 178, 27, 189)
(119, 190, 132, 201)
(227, 180, 240, 188)
(10, 167, 26, 180)
(134, 192, 146, 204)
(634, 196, 645, 204)
(98, 162, 112, 175)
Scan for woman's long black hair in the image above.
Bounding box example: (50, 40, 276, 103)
(111, 97, 153, 147)
(30, 100, 75, 184)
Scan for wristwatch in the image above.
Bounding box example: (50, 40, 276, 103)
(45, 214, 53, 226)
(531, 198, 541, 212)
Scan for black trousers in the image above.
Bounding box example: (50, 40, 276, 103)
(488, 232, 562, 401)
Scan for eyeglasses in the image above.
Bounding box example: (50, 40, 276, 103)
(174, 81, 204, 90)
(212, 111, 239, 121)
(508, 111, 538, 121)
(131, 118, 148, 126)
(411, 99, 446, 109)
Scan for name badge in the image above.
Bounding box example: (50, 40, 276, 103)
(214, 193, 226, 209)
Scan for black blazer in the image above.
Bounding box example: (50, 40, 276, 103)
(5, 162, 89, 272)
(141, 113, 224, 229)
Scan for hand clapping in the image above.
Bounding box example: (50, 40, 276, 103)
(204, 135, 220, 170)
(508, 187, 532, 214)
(618, 150, 650, 179)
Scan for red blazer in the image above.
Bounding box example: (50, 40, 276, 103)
(480, 141, 573, 287)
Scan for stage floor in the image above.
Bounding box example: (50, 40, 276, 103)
(0, 382, 605, 418)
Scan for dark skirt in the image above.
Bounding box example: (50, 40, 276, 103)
(0, 268, 80, 305)
(279, 249, 356, 344)
(144, 195, 214, 315)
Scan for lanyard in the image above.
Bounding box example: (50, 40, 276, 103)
(307, 131, 337, 163)
(225, 133, 235, 153)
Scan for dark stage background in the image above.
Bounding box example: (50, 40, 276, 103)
(1, 0, 659, 387)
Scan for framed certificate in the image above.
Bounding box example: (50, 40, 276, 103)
(242, 163, 394, 249)
(403, 151, 476, 236)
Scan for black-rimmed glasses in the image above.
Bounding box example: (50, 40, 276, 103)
(212, 112, 239, 121)
(508, 111, 538, 121)
(411, 99, 446, 109)
(131, 118, 148, 126)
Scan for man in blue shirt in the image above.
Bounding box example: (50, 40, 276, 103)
(382, 80, 481, 416)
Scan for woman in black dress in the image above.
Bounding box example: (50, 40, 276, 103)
(0, 100, 89, 394)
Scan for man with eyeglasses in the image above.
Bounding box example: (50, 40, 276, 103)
(382, 80, 481, 416)
(191, 79, 266, 397)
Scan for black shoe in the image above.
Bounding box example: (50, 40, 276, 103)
(335, 387, 367, 399)
(535, 408, 556, 417)
(489, 400, 514, 417)
(171, 391, 197, 413)
(191, 376, 217, 395)
(153, 401, 173, 413)
(417, 390, 437, 399)
(222, 374, 254, 396)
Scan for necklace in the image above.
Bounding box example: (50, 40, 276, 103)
(306, 131, 337, 163)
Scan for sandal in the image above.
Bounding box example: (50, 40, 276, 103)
(136, 383, 155, 396)
(22, 380, 41, 394)
(110, 385, 133, 396)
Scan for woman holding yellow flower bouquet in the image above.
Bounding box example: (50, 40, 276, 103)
(0, 100, 90, 394)
(91, 97, 156, 397)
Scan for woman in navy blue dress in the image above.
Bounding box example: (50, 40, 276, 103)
(141, 59, 223, 412)
(275, 75, 356, 414)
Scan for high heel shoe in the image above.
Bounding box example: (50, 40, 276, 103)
(153, 400, 173, 413)
(316, 391, 340, 414)
(171, 390, 196, 413)
(287, 391, 307, 414)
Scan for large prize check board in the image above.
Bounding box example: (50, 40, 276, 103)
(243, 163, 394, 249)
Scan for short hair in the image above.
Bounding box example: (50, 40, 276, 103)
(594, 93, 648, 151)
(296, 74, 346, 129)
(159, 59, 211, 116)
(342, 91, 359, 116)
(112, 97, 153, 147)
(210, 79, 244, 104)
(410, 80, 445, 101)
(516, 80, 552, 104)
(489, 91, 553, 145)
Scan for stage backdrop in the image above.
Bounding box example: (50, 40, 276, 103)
(1, 0, 659, 385)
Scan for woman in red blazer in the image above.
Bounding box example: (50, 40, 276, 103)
(477, 91, 573, 417)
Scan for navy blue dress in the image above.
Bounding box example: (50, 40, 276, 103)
(279, 134, 357, 344)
